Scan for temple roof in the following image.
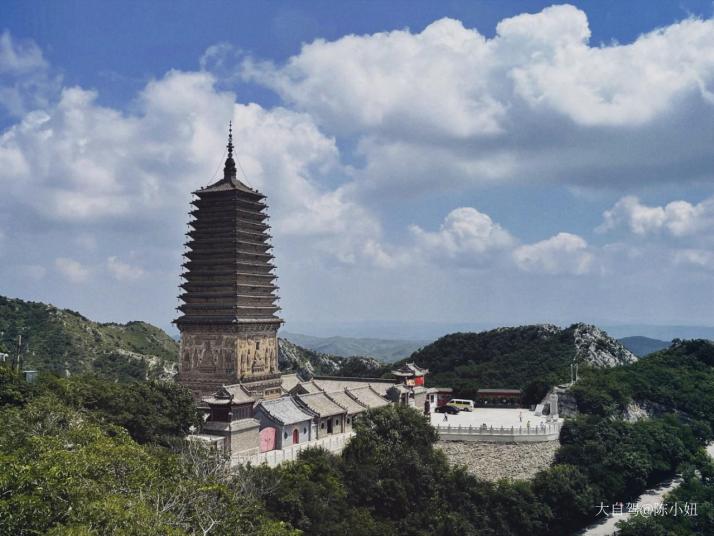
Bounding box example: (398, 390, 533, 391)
(202, 383, 255, 405)
(257, 397, 313, 426)
(346, 386, 390, 409)
(290, 380, 323, 395)
(194, 122, 263, 196)
(280, 373, 304, 394)
(391, 362, 429, 377)
(311, 376, 396, 397)
(195, 176, 263, 195)
(324, 390, 367, 415)
(296, 392, 346, 417)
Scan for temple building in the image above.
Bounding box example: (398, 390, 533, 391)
(179, 124, 450, 464)
(387, 363, 429, 410)
(175, 125, 283, 400)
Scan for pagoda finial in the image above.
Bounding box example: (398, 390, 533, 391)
(223, 121, 237, 180)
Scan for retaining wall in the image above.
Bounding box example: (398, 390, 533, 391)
(435, 422, 562, 443)
(232, 431, 354, 468)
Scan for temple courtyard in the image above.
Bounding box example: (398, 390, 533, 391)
(429, 407, 556, 429)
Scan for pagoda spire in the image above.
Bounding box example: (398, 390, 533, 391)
(223, 121, 237, 179)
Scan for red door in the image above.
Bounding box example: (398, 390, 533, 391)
(259, 427, 276, 452)
(292, 428, 299, 445)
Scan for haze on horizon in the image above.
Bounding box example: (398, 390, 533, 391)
(1, 1, 714, 338)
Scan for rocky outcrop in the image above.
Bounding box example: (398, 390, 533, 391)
(436, 440, 560, 482)
(572, 323, 637, 367)
(278, 338, 341, 377)
(553, 387, 578, 417)
(277, 338, 383, 379)
(622, 399, 678, 422)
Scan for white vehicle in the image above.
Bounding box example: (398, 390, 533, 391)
(447, 398, 475, 412)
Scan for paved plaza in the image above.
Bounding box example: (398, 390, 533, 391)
(430, 407, 558, 429)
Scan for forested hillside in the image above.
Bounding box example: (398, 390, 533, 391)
(0, 295, 179, 381)
(1, 339, 713, 534)
(0, 295, 386, 384)
(401, 323, 636, 403)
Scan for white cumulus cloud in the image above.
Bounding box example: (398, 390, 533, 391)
(513, 232, 593, 275)
(237, 5, 714, 194)
(107, 256, 145, 281)
(55, 257, 90, 283)
(0, 31, 60, 118)
(599, 196, 714, 237)
(410, 207, 514, 259)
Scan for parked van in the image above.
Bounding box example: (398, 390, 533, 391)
(447, 399, 474, 412)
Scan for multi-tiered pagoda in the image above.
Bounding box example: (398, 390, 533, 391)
(176, 125, 283, 400)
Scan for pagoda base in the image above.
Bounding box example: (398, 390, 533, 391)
(177, 372, 238, 401)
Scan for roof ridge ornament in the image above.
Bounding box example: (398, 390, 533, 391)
(227, 121, 234, 158)
(223, 121, 237, 180)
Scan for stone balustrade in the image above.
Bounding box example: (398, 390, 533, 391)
(435, 421, 562, 443)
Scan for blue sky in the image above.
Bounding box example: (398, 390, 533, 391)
(1, 1, 714, 338)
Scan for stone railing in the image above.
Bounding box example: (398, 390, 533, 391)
(435, 421, 562, 443)
(233, 431, 354, 468)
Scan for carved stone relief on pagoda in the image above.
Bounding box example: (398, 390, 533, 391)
(180, 333, 237, 375)
(237, 334, 278, 378)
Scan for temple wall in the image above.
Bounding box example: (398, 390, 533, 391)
(231, 423, 260, 456)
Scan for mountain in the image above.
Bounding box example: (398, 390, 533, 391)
(278, 338, 385, 379)
(400, 323, 636, 403)
(0, 295, 178, 381)
(617, 336, 671, 357)
(281, 331, 428, 362)
(0, 295, 389, 384)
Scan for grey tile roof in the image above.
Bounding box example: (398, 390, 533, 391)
(391, 362, 429, 376)
(203, 383, 255, 405)
(197, 176, 262, 195)
(325, 390, 367, 415)
(280, 373, 302, 393)
(311, 377, 395, 397)
(346, 386, 390, 409)
(257, 397, 314, 426)
(222, 384, 256, 404)
(203, 418, 260, 432)
(297, 392, 347, 417)
(292, 381, 323, 394)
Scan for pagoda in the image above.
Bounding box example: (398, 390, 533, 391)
(175, 124, 283, 400)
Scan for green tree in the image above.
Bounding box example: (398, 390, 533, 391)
(531, 464, 597, 533)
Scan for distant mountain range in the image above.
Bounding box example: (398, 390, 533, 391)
(617, 336, 671, 357)
(278, 320, 714, 344)
(0, 293, 691, 391)
(281, 331, 428, 362)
